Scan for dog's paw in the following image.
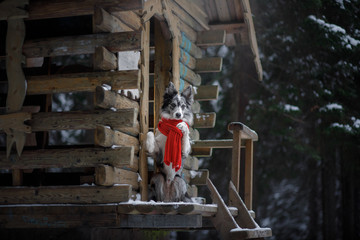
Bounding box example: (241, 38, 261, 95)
(176, 122, 189, 135)
(146, 132, 155, 154)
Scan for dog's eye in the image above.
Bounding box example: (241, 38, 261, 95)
(170, 103, 176, 108)
(181, 104, 186, 110)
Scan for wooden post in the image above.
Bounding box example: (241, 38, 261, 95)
(228, 123, 242, 193)
(139, 20, 150, 201)
(244, 139, 254, 210)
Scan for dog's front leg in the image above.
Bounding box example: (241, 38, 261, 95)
(146, 131, 159, 155)
(176, 122, 191, 157)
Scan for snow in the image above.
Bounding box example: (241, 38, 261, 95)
(308, 15, 360, 49)
(352, 117, 360, 128)
(319, 103, 343, 112)
(330, 123, 353, 132)
(283, 104, 300, 112)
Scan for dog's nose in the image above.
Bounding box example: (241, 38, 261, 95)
(175, 112, 181, 118)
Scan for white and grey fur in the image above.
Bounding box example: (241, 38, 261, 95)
(146, 82, 194, 202)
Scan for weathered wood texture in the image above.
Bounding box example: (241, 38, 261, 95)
(191, 148, 212, 157)
(95, 86, 139, 110)
(183, 169, 209, 185)
(180, 48, 196, 69)
(187, 184, 198, 197)
(112, 11, 142, 31)
(0, 185, 131, 204)
(93, 46, 117, 70)
(95, 126, 139, 152)
(94, 8, 132, 33)
(189, 127, 200, 141)
(28, 0, 143, 20)
(195, 57, 223, 73)
(29, 109, 137, 132)
(228, 122, 258, 141)
(0, 147, 137, 171)
(192, 139, 233, 149)
(194, 85, 219, 101)
(183, 156, 199, 170)
(194, 113, 216, 128)
(179, 33, 203, 58)
(27, 70, 140, 95)
(196, 30, 226, 47)
(23, 31, 141, 58)
(0, 0, 28, 20)
(180, 62, 201, 86)
(244, 139, 254, 210)
(174, 0, 208, 30)
(95, 165, 139, 189)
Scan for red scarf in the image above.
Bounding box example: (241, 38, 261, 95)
(157, 118, 189, 172)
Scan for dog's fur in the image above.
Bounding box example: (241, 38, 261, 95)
(146, 82, 194, 202)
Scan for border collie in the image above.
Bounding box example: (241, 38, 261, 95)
(146, 82, 193, 202)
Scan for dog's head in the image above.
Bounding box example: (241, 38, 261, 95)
(161, 82, 194, 125)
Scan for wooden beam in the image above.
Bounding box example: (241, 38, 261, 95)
(26, 70, 140, 95)
(95, 86, 139, 110)
(0, 147, 137, 171)
(180, 62, 201, 86)
(28, 0, 143, 20)
(112, 11, 142, 31)
(0, 0, 28, 20)
(138, 21, 150, 201)
(95, 125, 139, 153)
(194, 112, 216, 128)
(179, 33, 203, 58)
(191, 148, 212, 157)
(94, 8, 132, 33)
(93, 46, 117, 70)
(95, 165, 139, 189)
(0, 185, 131, 204)
(228, 122, 258, 141)
(195, 57, 223, 73)
(196, 30, 226, 47)
(209, 22, 246, 34)
(194, 85, 219, 101)
(183, 155, 199, 170)
(192, 139, 233, 148)
(23, 31, 141, 58)
(183, 169, 209, 185)
(173, 0, 208, 30)
(180, 48, 196, 70)
(30, 109, 138, 131)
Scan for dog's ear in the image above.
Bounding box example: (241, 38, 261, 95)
(165, 82, 177, 96)
(181, 86, 194, 104)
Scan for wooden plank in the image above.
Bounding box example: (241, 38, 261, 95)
(230, 125, 242, 193)
(230, 228, 273, 239)
(23, 31, 141, 58)
(172, 39, 181, 90)
(191, 148, 212, 157)
(244, 139, 254, 210)
(173, 0, 209, 30)
(209, 22, 246, 34)
(27, 70, 140, 95)
(180, 48, 196, 70)
(12, 169, 23, 186)
(93, 46, 117, 70)
(0, 185, 131, 204)
(30, 109, 138, 131)
(191, 101, 201, 113)
(180, 62, 201, 86)
(95, 125, 139, 152)
(207, 178, 239, 239)
(117, 214, 202, 229)
(194, 112, 216, 128)
(95, 165, 139, 189)
(179, 33, 203, 58)
(139, 21, 150, 201)
(0, 147, 137, 171)
(183, 169, 209, 185)
(195, 57, 223, 73)
(196, 30, 226, 47)
(112, 11, 142, 31)
(192, 139, 233, 148)
(187, 184, 198, 197)
(0, 0, 28, 20)
(28, 0, 143, 20)
(194, 85, 219, 101)
(183, 155, 199, 170)
(214, 0, 231, 22)
(95, 86, 139, 110)
(94, 8, 132, 33)
(228, 122, 258, 141)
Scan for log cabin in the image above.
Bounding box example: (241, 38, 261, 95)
(0, 0, 271, 239)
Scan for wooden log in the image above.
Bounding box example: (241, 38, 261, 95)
(194, 112, 216, 128)
(0, 0, 28, 20)
(95, 165, 139, 189)
(194, 85, 219, 101)
(195, 57, 223, 73)
(26, 70, 140, 95)
(192, 139, 233, 149)
(187, 185, 198, 197)
(0, 147, 137, 171)
(93, 46, 117, 70)
(12, 169, 23, 186)
(94, 8, 132, 33)
(28, 0, 143, 20)
(180, 62, 201, 86)
(189, 127, 200, 141)
(196, 30, 226, 47)
(183, 155, 199, 170)
(0, 185, 131, 204)
(191, 148, 212, 157)
(29, 109, 138, 132)
(179, 33, 203, 58)
(0, 112, 31, 134)
(172, 39, 181, 90)
(23, 31, 141, 58)
(173, 0, 208, 30)
(112, 11, 142, 31)
(183, 169, 209, 185)
(95, 86, 139, 110)
(138, 21, 150, 201)
(230, 228, 273, 239)
(228, 122, 258, 141)
(180, 48, 196, 69)
(95, 126, 139, 153)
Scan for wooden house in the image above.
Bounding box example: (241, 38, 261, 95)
(0, 0, 271, 239)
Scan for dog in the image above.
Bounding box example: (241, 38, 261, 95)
(146, 82, 193, 202)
